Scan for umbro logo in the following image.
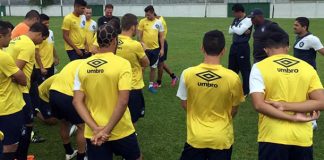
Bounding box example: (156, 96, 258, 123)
(274, 58, 299, 73)
(118, 39, 124, 46)
(87, 59, 107, 68)
(196, 71, 221, 88)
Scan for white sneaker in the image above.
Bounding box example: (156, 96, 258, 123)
(312, 120, 318, 130)
(65, 150, 77, 160)
(69, 125, 78, 137)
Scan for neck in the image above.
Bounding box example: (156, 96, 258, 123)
(23, 20, 32, 27)
(239, 13, 246, 19)
(298, 31, 308, 37)
(267, 48, 288, 56)
(121, 30, 133, 38)
(73, 11, 79, 17)
(203, 54, 221, 65)
(86, 18, 91, 21)
(97, 46, 115, 54)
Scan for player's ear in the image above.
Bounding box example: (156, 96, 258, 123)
(220, 48, 226, 56)
(201, 44, 205, 54)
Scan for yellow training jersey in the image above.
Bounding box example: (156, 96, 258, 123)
(74, 53, 135, 141)
(250, 54, 323, 147)
(177, 63, 244, 149)
(36, 30, 54, 69)
(38, 74, 57, 102)
(0, 50, 25, 116)
(85, 19, 97, 51)
(6, 35, 36, 93)
(116, 35, 146, 89)
(62, 13, 86, 50)
(50, 59, 84, 96)
(158, 16, 167, 39)
(138, 18, 164, 49)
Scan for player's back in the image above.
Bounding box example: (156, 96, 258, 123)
(11, 22, 29, 39)
(255, 54, 321, 146)
(182, 63, 244, 149)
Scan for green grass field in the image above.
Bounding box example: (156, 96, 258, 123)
(2, 16, 324, 160)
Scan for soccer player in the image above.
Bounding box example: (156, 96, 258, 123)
(155, 13, 178, 88)
(138, 5, 165, 93)
(35, 13, 59, 84)
(97, 4, 120, 30)
(49, 60, 86, 160)
(62, 0, 88, 61)
(116, 13, 149, 124)
(176, 30, 244, 160)
(228, 3, 252, 96)
(249, 8, 286, 63)
(6, 23, 48, 160)
(11, 10, 40, 39)
(73, 24, 142, 160)
(0, 21, 27, 160)
(84, 6, 97, 54)
(293, 17, 324, 130)
(249, 31, 322, 160)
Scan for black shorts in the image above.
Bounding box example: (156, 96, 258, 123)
(180, 143, 232, 160)
(159, 40, 168, 63)
(145, 48, 160, 68)
(0, 110, 24, 145)
(34, 65, 55, 85)
(66, 49, 91, 61)
(49, 90, 83, 125)
(259, 142, 313, 160)
(38, 98, 53, 119)
(128, 89, 145, 123)
(23, 93, 34, 124)
(86, 133, 140, 160)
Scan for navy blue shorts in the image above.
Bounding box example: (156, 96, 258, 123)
(259, 142, 313, 160)
(66, 49, 91, 61)
(145, 48, 160, 68)
(158, 40, 168, 63)
(38, 99, 53, 119)
(34, 65, 55, 85)
(180, 143, 232, 160)
(49, 90, 83, 125)
(128, 89, 145, 123)
(86, 133, 140, 160)
(23, 93, 34, 124)
(0, 110, 24, 145)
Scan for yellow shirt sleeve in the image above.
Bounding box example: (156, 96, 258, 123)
(308, 70, 323, 93)
(0, 54, 19, 77)
(135, 42, 146, 59)
(138, 20, 144, 31)
(17, 46, 34, 63)
(231, 74, 245, 106)
(62, 16, 71, 31)
(118, 61, 132, 91)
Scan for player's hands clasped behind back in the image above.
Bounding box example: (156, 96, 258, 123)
(91, 126, 111, 146)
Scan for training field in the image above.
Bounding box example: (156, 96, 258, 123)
(2, 16, 324, 159)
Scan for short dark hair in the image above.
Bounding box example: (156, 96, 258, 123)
(97, 24, 118, 48)
(144, 5, 154, 13)
(40, 14, 50, 22)
(74, 0, 87, 6)
(295, 17, 309, 31)
(0, 21, 12, 35)
(25, 10, 40, 20)
(121, 13, 138, 31)
(105, 4, 114, 10)
(232, 3, 245, 13)
(30, 23, 49, 37)
(203, 30, 225, 56)
(86, 6, 92, 9)
(264, 31, 289, 49)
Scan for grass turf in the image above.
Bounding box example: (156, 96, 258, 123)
(1, 16, 324, 160)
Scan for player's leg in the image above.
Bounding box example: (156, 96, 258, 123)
(258, 142, 289, 160)
(228, 43, 239, 73)
(37, 98, 57, 125)
(15, 94, 34, 159)
(0, 111, 24, 160)
(207, 146, 232, 160)
(128, 90, 145, 125)
(289, 145, 313, 160)
(146, 49, 159, 93)
(237, 43, 251, 96)
(86, 139, 113, 160)
(179, 143, 206, 160)
(111, 133, 142, 160)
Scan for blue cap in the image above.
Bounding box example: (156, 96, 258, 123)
(248, 8, 263, 18)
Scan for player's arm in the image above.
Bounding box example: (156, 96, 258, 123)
(136, 43, 149, 67)
(3, 58, 27, 86)
(137, 30, 143, 42)
(53, 47, 59, 66)
(12, 70, 27, 86)
(311, 36, 324, 56)
(62, 30, 82, 55)
(159, 31, 165, 57)
(177, 71, 187, 111)
(140, 56, 150, 68)
(231, 75, 245, 118)
(231, 106, 239, 117)
(35, 48, 47, 75)
(231, 19, 252, 35)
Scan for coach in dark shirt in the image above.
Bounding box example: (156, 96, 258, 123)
(249, 9, 286, 63)
(97, 4, 120, 32)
